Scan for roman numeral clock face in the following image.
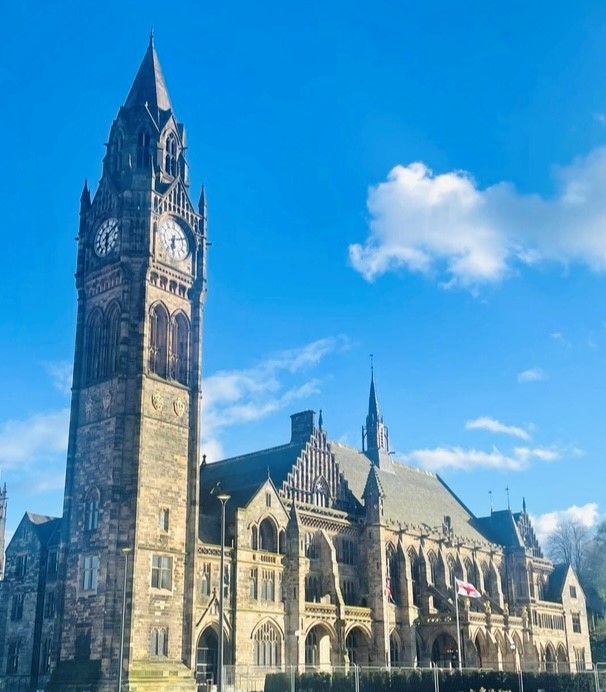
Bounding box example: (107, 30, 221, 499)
(94, 218, 120, 257)
(159, 219, 189, 261)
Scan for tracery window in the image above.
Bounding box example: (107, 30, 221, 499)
(150, 627, 169, 657)
(149, 304, 169, 377)
(260, 569, 275, 601)
(201, 563, 211, 596)
(313, 476, 330, 507)
(249, 568, 258, 599)
(84, 488, 100, 531)
(105, 303, 121, 376)
(254, 621, 281, 667)
(137, 129, 152, 169)
(171, 313, 190, 385)
(259, 518, 277, 552)
(86, 310, 104, 381)
(386, 544, 401, 605)
(251, 525, 258, 550)
(346, 631, 359, 664)
(165, 133, 178, 177)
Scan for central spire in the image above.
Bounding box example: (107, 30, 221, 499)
(124, 37, 173, 112)
(362, 361, 392, 471)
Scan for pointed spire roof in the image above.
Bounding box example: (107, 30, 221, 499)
(368, 364, 380, 423)
(124, 34, 172, 112)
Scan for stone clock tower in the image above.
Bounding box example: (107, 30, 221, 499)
(51, 37, 205, 690)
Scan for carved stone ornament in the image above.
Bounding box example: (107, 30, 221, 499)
(173, 398, 186, 417)
(102, 386, 112, 415)
(84, 393, 95, 421)
(151, 391, 164, 411)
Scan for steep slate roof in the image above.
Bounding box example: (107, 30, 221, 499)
(201, 433, 491, 546)
(545, 564, 570, 602)
(124, 34, 173, 112)
(476, 510, 524, 548)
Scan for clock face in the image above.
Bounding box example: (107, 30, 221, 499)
(94, 218, 120, 257)
(159, 219, 189, 260)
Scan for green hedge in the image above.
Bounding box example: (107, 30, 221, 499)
(265, 669, 595, 692)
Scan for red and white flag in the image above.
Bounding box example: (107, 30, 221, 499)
(455, 577, 481, 598)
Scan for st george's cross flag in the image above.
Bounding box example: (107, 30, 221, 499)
(455, 577, 481, 599)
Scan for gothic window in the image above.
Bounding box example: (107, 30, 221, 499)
(149, 304, 169, 378)
(260, 569, 275, 601)
(386, 544, 401, 605)
(346, 631, 359, 664)
(390, 634, 400, 666)
(15, 554, 27, 578)
(342, 579, 356, 605)
(47, 550, 58, 580)
(254, 621, 281, 667)
(165, 133, 178, 177)
(278, 530, 286, 554)
(111, 132, 123, 174)
(305, 575, 321, 602)
(136, 129, 152, 169)
(6, 640, 20, 674)
(151, 555, 172, 590)
(338, 538, 357, 565)
(313, 476, 330, 507)
(409, 550, 423, 608)
(40, 637, 53, 674)
(201, 563, 211, 596)
(305, 630, 318, 666)
(86, 310, 104, 382)
(10, 594, 24, 621)
(259, 518, 277, 552)
(304, 533, 317, 559)
(572, 612, 582, 633)
(150, 627, 169, 657)
(159, 508, 170, 532)
(427, 552, 437, 584)
(105, 303, 120, 376)
(44, 590, 56, 618)
(81, 555, 99, 591)
(171, 312, 190, 385)
(251, 525, 258, 550)
(84, 488, 100, 531)
(249, 568, 258, 599)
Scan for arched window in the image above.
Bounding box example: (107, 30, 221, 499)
(171, 313, 190, 385)
(305, 630, 318, 666)
(84, 488, 100, 531)
(409, 550, 423, 608)
(313, 476, 330, 507)
(86, 310, 104, 382)
(251, 526, 258, 550)
(390, 634, 400, 666)
(150, 627, 169, 657)
(259, 518, 277, 552)
(278, 530, 286, 555)
(149, 304, 169, 378)
(165, 133, 178, 177)
(346, 630, 358, 664)
(111, 132, 123, 174)
(105, 303, 120, 376)
(137, 129, 152, 169)
(386, 544, 401, 605)
(254, 622, 281, 667)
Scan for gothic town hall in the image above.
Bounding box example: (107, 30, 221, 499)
(0, 39, 593, 692)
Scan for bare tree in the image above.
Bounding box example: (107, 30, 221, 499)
(546, 519, 591, 577)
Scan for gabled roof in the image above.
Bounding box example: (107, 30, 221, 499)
(124, 36, 172, 113)
(7, 512, 61, 552)
(545, 563, 571, 602)
(476, 510, 524, 548)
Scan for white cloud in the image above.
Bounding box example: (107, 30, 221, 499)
(0, 409, 70, 469)
(465, 416, 531, 441)
(531, 502, 600, 546)
(401, 444, 559, 472)
(517, 368, 547, 383)
(43, 360, 73, 396)
(201, 337, 347, 462)
(350, 148, 606, 286)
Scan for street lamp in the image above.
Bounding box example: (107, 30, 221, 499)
(216, 491, 230, 692)
(119, 547, 132, 692)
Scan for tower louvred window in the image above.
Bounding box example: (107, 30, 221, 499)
(165, 133, 178, 176)
(149, 304, 169, 377)
(137, 129, 152, 169)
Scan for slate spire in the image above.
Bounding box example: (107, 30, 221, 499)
(124, 36, 173, 112)
(362, 361, 394, 472)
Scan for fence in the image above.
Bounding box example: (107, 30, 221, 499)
(215, 663, 605, 692)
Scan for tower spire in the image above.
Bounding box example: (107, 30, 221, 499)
(362, 359, 391, 470)
(124, 36, 172, 112)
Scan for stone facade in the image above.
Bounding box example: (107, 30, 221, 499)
(0, 39, 594, 692)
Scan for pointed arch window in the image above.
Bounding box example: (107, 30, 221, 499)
(106, 303, 120, 376)
(149, 304, 169, 378)
(150, 627, 169, 657)
(171, 313, 190, 385)
(86, 310, 104, 382)
(254, 621, 281, 667)
(165, 133, 178, 177)
(259, 518, 277, 553)
(386, 544, 401, 605)
(84, 488, 100, 531)
(137, 129, 152, 169)
(111, 132, 123, 174)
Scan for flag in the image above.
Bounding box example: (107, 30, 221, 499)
(455, 577, 481, 598)
(385, 576, 394, 603)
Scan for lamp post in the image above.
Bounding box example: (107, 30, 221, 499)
(119, 547, 132, 692)
(216, 492, 230, 692)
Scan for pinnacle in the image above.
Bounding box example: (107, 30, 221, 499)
(124, 38, 172, 112)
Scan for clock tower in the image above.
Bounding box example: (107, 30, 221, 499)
(51, 36, 205, 690)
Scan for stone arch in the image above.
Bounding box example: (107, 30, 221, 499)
(474, 630, 488, 669)
(304, 623, 335, 670)
(545, 642, 557, 673)
(259, 516, 278, 552)
(345, 625, 370, 666)
(431, 632, 458, 669)
(389, 629, 402, 667)
(435, 550, 448, 591)
(556, 643, 569, 673)
(251, 618, 283, 667)
(463, 556, 474, 583)
(196, 626, 219, 684)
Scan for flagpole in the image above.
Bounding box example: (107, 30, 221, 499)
(454, 575, 462, 672)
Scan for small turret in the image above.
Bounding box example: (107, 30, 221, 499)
(80, 179, 91, 213)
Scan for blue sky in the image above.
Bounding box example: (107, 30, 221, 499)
(1, 1, 605, 544)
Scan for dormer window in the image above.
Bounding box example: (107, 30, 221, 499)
(165, 133, 177, 177)
(137, 130, 152, 169)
